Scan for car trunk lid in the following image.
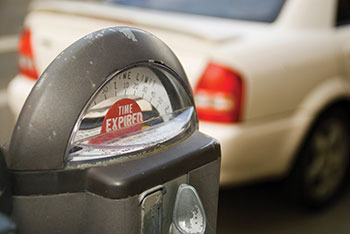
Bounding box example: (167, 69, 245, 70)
(26, 0, 266, 86)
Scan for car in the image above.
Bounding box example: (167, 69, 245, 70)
(7, 0, 350, 207)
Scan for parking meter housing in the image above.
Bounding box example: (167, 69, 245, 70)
(6, 27, 220, 234)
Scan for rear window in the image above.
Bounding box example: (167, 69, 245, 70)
(105, 0, 286, 23)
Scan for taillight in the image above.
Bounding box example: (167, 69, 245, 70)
(194, 63, 244, 123)
(18, 28, 39, 80)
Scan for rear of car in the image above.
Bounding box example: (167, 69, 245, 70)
(8, 1, 284, 185)
(8, 1, 287, 185)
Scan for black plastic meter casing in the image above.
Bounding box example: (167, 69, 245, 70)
(5, 27, 220, 234)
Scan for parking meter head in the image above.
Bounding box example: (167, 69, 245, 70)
(6, 27, 220, 234)
(8, 27, 197, 171)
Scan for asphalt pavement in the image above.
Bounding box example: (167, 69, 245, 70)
(0, 1, 349, 234)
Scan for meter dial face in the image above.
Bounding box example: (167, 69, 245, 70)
(67, 63, 196, 164)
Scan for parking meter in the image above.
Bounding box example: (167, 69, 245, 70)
(3, 27, 220, 234)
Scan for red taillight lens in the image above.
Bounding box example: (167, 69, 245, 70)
(18, 28, 39, 80)
(194, 63, 244, 123)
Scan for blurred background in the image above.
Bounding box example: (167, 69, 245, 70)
(0, 0, 349, 233)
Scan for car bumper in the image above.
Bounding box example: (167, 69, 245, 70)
(7, 74, 36, 118)
(199, 115, 308, 186)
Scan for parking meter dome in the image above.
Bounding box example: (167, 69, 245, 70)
(8, 27, 197, 171)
